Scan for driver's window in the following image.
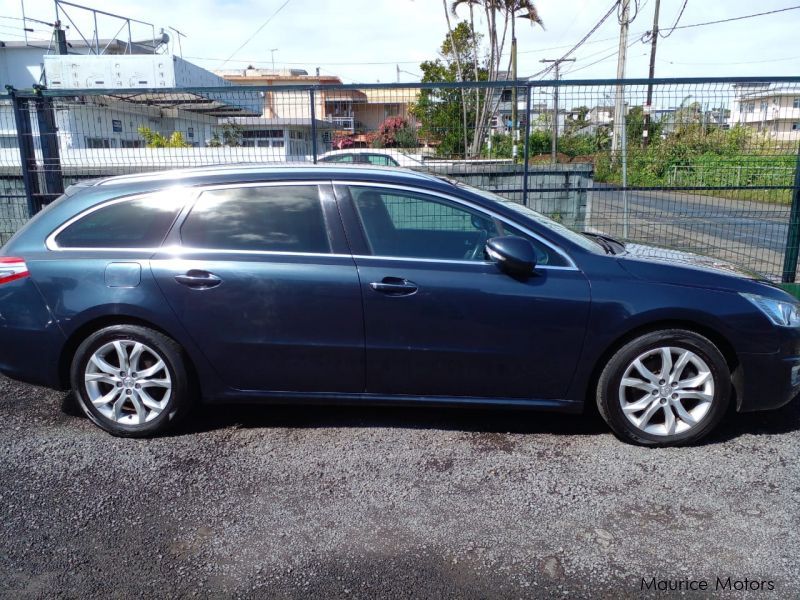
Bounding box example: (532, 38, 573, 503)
(349, 186, 499, 261)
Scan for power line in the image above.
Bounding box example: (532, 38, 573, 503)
(658, 0, 688, 38)
(658, 54, 800, 66)
(566, 39, 640, 75)
(220, 0, 293, 66)
(670, 5, 800, 31)
(529, 0, 621, 79)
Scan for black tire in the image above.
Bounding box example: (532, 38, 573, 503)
(596, 329, 730, 447)
(70, 324, 192, 437)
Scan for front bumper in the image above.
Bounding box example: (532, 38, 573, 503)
(737, 329, 800, 412)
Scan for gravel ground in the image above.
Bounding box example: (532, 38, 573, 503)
(1, 374, 798, 599)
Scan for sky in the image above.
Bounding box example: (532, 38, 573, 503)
(1, 0, 798, 84)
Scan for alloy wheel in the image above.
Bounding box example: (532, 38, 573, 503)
(618, 346, 715, 436)
(84, 340, 172, 426)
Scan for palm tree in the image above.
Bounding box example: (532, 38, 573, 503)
(450, 0, 544, 156)
(442, 0, 470, 157)
(505, 1, 544, 159)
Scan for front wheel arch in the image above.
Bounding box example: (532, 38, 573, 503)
(585, 319, 741, 413)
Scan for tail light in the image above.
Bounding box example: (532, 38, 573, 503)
(0, 257, 29, 285)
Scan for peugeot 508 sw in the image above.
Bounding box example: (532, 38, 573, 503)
(1, 164, 798, 445)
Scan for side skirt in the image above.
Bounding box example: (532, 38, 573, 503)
(203, 390, 585, 414)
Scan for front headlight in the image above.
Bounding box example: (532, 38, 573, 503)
(740, 293, 800, 327)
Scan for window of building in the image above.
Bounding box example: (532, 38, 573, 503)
(54, 192, 186, 248)
(241, 129, 284, 139)
(383, 103, 402, 119)
(84, 137, 116, 149)
(792, 122, 800, 131)
(180, 185, 329, 253)
(0, 135, 17, 149)
(793, 98, 800, 109)
(120, 139, 143, 148)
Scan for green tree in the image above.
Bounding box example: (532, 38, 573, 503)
(137, 127, 190, 148)
(411, 22, 485, 157)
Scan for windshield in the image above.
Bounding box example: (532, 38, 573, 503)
(454, 183, 603, 254)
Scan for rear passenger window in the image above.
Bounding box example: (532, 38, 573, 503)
(54, 192, 185, 249)
(180, 185, 330, 253)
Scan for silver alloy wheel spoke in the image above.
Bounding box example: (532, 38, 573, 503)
(622, 394, 655, 413)
(618, 346, 715, 436)
(621, 377, 655, 393)
(84, 340, 172, 426)
(658, 347, 673, 380)
(632, 358, 660, 385)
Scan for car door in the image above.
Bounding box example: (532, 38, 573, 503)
(150, 181, 365, 393)
(335, 183, 591, 400)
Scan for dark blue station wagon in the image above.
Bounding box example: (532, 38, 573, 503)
(1, 164, 799, 445)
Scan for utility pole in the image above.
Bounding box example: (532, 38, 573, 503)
(540, 58, 575, 164)
(643, 0, 661, 147)
(396, 64, 400, 83)
(612, 0, 630, 158)
(54, 20, 68, 55)
(270, 48, 278, 73)
(511, 36, 518, 161)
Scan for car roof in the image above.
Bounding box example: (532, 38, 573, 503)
(320, 148, 407, 155)
(87, 162, 446, 190)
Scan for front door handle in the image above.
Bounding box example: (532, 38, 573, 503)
(369, 277, 418, 296)
(174, 270, 222, 289)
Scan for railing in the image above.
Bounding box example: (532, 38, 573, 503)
(324, 116, 355, 131)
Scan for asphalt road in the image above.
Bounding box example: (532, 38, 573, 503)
(588, 187, 791, 277)
(1, 375, 799, 598)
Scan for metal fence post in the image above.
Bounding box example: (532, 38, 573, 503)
(309, 88, 318, 164)
(781, 147, 800, 283)
(522, 83, 532, 207)
(33, 89, 64, 205)
(7, 88, 41, 217)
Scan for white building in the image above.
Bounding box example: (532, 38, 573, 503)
(730, 83, 800, 142)
(0, 40, 329, 158)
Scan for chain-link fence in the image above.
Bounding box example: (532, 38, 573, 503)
(2, 77, 799, 281)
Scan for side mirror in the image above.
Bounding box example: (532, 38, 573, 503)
(486, 236, 537, 277)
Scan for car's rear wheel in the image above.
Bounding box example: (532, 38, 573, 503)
(596, 329, 730, 446)
(71, 325, 192, 437)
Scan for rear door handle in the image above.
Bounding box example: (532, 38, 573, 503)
(174, 270, 222, 289)
(369, 277, 418, 296)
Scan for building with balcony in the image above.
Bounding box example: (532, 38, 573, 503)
(730, 83, 800, 141)
(216, 68, 419, 140)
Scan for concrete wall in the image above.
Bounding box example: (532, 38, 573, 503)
(420, 162, 593, 230)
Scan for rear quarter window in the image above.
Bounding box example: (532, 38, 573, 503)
(54, 192, 186, 249)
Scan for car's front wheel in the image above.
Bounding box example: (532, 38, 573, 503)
(71, 324, 192, 437)
(596, 329, 731, 446)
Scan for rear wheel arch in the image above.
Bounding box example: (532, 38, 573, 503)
(58, 315, 197, 390)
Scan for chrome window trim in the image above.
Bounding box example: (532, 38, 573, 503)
(339, 180, 578, 270)
(350, 254, 576, 271)
(157, 246, 351, 259)
(46, 189, 199, 252)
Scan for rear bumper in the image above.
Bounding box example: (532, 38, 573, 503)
(738, 331, 800, 412)
(0, 278, 64, 389)
(0, 328, 63, 388)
